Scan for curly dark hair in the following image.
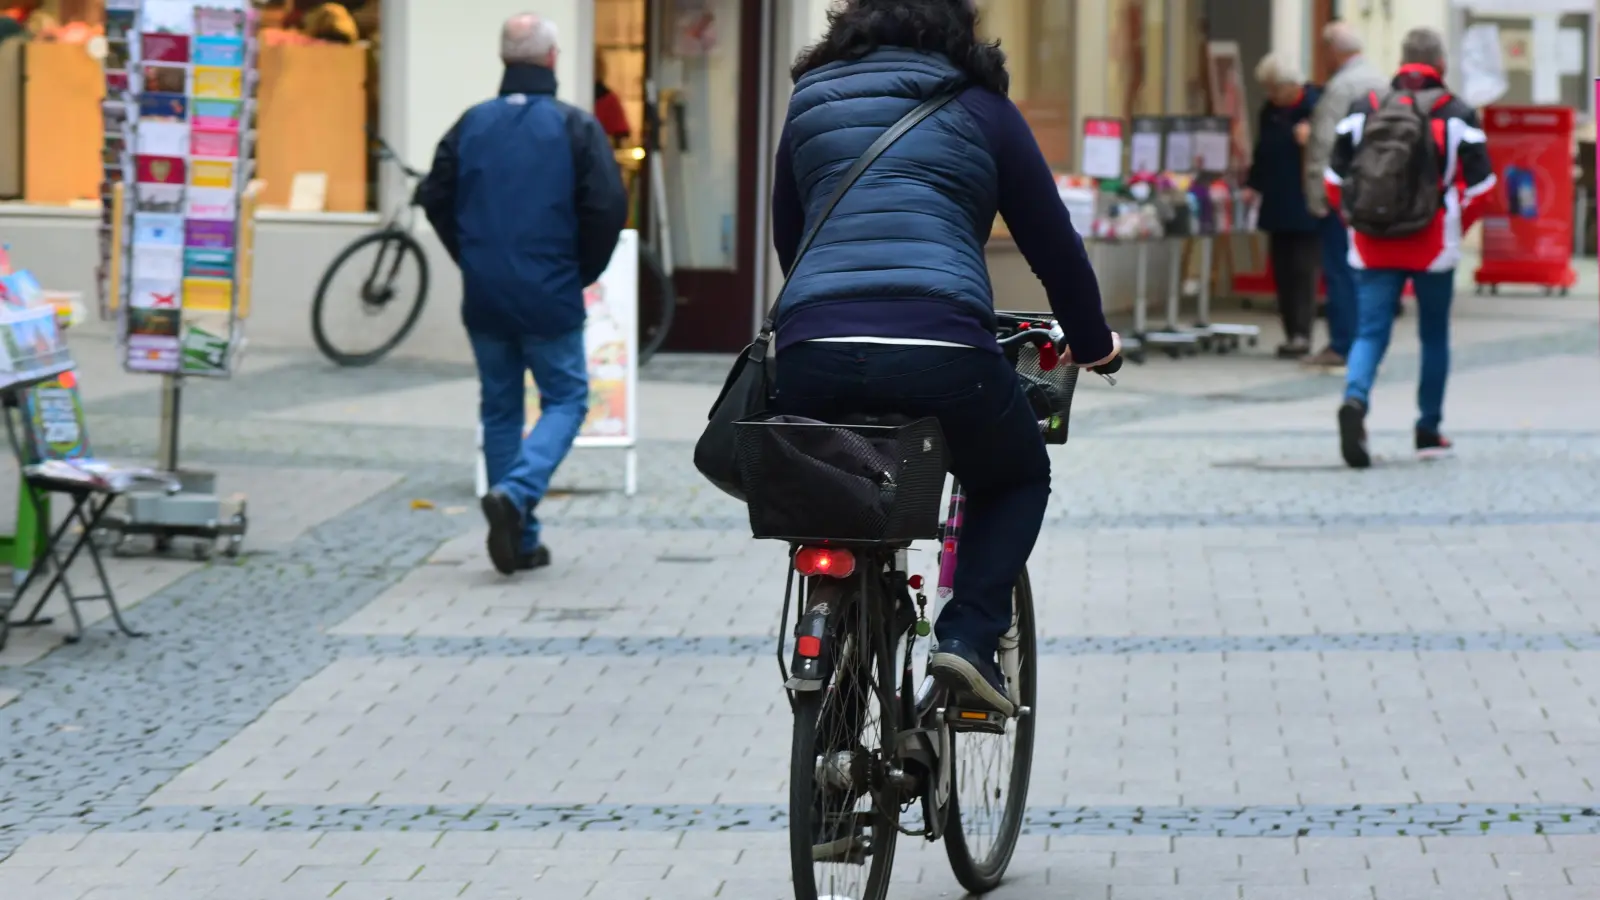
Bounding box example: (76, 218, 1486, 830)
(791, 0, 1009, 94)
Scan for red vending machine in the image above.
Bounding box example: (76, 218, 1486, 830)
(1474, 105, 1578, 295)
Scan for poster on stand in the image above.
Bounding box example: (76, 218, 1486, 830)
(1080, 118, 1125, 180)
(1164, 117, 1197, 173)
(520, 230, 639, 447)
(1194, 117, 1232, 174)
(1475, 105, 1576, 289)
(1129, 117, 1165, 176)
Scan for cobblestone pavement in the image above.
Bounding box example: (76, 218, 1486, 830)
(0, 291, 1598, 899)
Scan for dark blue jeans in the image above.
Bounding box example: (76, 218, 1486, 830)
(1344, 268, 1455, 432)
(470, 327, 589, 551)
(1319, 216, 1356, 356)
(772, 342, 1050, 660)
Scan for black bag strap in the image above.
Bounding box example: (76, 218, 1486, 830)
(755, 87, 962, 344)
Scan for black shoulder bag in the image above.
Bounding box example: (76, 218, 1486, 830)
(693, 88, 962, 500)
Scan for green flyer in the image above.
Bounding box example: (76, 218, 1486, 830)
(180, 323, 230, 374)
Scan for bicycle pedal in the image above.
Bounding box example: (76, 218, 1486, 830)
(944, 706, 1008, 734)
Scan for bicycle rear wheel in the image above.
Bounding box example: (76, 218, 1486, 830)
(789, 579, 900, 900)
(943, 568, 1037, 893)
(311, 229, 430, 367)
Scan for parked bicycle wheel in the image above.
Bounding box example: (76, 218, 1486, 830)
(312, 229, 430, 367)
(637, 240, 675, 365)
(789, 579, 900, 900)
(944, 568, 1037, 893)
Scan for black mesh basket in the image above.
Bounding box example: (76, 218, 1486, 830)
(733, 414, 949, 544)
(1013, 342, 1081, 418)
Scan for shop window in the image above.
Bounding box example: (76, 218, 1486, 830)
(975, 0, 1075, 170)
(1459, 11, 1593, 117)
(0, 0, 383, 212)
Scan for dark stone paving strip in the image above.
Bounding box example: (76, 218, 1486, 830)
(544, 510, 1600, 532)
(101, 801, 1600, 837)
(0, 476, 473, 859)
(338, 631, 1600, 660)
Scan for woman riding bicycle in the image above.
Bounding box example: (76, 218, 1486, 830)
(770, 0, 1121, 715)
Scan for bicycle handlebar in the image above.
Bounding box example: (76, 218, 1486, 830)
(994, 312, 1123, 378)
(365, 127, 427, 181)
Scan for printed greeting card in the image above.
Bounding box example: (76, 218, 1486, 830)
(193, 37, 245, 67)
(183, 248, 234, 279)
(184, 187, 236, 221)
(135, 154, 186, 185)
(193, 66, 243, 100)
(136, 121, 190, 157)
(180, 313, 233, 375)
(134, 213, 186, 247)
(107, 72, 131, 94)
(128, 307, 182, 338)
(138, 93, 189, 122)
(189, 159, 234, 189)
(184, 219, 235, 249)
(106, 9, 136, 41)
(105, 41, 131, 71)
(190, 128, 239, 158)
(181, 277, 232, 312)
(144, 0, 198, 35)
(130, 279, 183, 310)
(142, 63, 188, 94)
(192, 98, 242, 131)
(135, 183, 185, 213)
(141, 32, 191, 63)
(126, 334, 182, 372)
(131, 246, 184, 281)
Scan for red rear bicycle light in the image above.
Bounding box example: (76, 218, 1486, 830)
(795, 547, 856, 579)
(1037, 342, 1060, 371)
(796, 635, 822, 658)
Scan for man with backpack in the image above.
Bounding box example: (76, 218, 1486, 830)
(1323, 27, 1495, 469)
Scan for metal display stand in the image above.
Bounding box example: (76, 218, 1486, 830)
(1139, 238, 1205, 356)
(1193, 236, 1260, 352)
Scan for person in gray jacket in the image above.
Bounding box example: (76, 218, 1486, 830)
(1303, 21, 1388, 369)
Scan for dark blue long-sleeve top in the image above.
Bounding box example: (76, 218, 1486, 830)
(771, 85, 1113, 363)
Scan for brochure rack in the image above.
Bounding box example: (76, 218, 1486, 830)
(97, 0, 257, 558)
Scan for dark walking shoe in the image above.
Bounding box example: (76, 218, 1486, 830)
(1302, 347, 1347, 370)
(481, 488, 524, 576)
(1338, 399, 1371, 470)
(1415, 429, 1454, 460)
(517, 545, 552, 571)
(930, 638, 1015, 717)
(1276, 339, 1311, 360)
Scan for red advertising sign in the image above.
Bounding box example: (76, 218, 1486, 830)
(1475, 105, 1576, 290)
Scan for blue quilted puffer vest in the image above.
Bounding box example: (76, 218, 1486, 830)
(776, 49, 998, 331)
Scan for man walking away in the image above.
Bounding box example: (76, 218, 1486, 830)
(1303, 21, 1387, 370)
(1324, 27, 1495, 470)
(416, 14, 629, 573)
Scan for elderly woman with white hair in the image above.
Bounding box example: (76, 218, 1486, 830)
(1243, 53, 1322, 359)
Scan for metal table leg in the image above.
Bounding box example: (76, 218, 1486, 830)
(1196, 234, 1260, 352)
(1142, 239, 1203, 356)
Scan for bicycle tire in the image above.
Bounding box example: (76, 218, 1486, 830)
(943, 567, 1037, 893)
(311, 229, 430, 367)
(789, 578, 900, 900)
(637, 241, 675, 365)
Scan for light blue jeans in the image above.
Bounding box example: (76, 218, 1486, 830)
(469, 327, 588, 551)
(1344, 268, 1454, 433)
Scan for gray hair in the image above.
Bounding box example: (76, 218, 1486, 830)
(1400, 27, 1446, 69)
(1322, 21, 1363, 55)
(1253, 53, 1303, 88)
(501, 13, 559, 66)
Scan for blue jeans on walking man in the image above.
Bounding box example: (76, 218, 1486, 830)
(1344, 268, 1455, 429)
(472, 327, 589, 562)
(1319, 216, 1357, 358)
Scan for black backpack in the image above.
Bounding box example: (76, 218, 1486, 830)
(1342, 88, 1447, 238)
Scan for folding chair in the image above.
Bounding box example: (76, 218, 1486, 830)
(1, 387, 145, 645)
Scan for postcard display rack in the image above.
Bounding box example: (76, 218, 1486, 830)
(98, 0, 255, 558)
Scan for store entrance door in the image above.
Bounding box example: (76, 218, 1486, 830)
(648, 0, 765, 353)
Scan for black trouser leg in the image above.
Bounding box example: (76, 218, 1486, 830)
(1270, 232, 1321, 342)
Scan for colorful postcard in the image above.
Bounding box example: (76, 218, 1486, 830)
(136, 121, 189, 157)
(135, 154, 186, 185)
(193, 66, 243, 100)
(135, 183, 185, 213)
(189, 128, 238, 159)
(180, 316, 232, 374)
(105, 41, 131, 71)
(128, 307, 182, 337)
(107, 71, 132, 94)
(130, 278, 183, 310)
(142, 63, 188, 94)
(102, 140, 126, 167)
(184, 219, 235, 249)
(143, 0, 198, 35)
(126, 335, 181, 372)
(189, 158, 234, 189)
(140, 31, 191, 62)
(102, 101, 129, 132)
(138, 93, 189, 122)
(195, 6, 247, 38)
(184, 187, 236, 221)
(193, 37, 245, 67)
(131, 246, 184, 281)
(106, 9, 137, 40)
(183, 248, 234, 279)
(191, 98, 242, 131)
(133, 213, 186, 247)
(181, 277, 232, 312)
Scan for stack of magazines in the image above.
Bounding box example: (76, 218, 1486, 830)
(24, 459, 182, 494)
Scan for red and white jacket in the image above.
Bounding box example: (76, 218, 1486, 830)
(1324, 65, 1497, 272)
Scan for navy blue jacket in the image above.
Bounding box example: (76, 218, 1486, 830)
(1247, 84, 1322, 234)
(772, 49, 1112, 363)
(417, 65, 628, 337)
